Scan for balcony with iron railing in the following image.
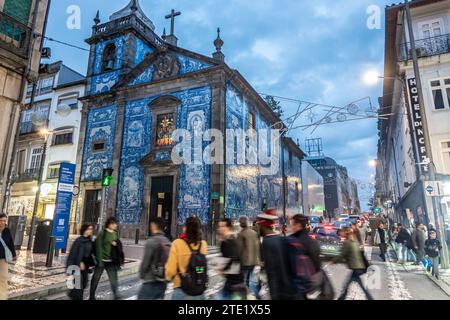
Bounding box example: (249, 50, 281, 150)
(0, 11, 32, 58)
(19, 121, 41, 135)
(12, 168, 39, 183)
(398, 34, 450, 62)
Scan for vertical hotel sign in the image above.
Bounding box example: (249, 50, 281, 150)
(406, 77, 430, 173)
(52, 162, 76, 250)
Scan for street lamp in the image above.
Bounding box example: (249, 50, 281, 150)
(27, 128, 52, 250)
(368, 159, 377, 167)
(363, 70, 382, 86)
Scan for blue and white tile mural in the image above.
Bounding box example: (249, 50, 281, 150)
(116, 98, 152, 224)
(91, 35, 126, 94)
(176, 86, 212, 224)
(115, 86, 212, 225)
(81, 105, 117, 181)
(127, 52, 212, 87)
(128, 65, 154, 86)
(91, 71, 120, 94)
(176, 53, 211, 74)
(135, 38, 154, 65)
(225, 83, 284, 220)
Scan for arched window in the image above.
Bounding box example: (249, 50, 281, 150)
(102, 43, 117, 72)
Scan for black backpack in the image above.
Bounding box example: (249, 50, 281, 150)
(179, 239, 208, 296)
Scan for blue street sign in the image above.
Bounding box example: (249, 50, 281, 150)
(51, 162, 76, 250)
(426, 185, 433, 194)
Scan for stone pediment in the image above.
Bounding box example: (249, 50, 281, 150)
(113, 45, 218, 89)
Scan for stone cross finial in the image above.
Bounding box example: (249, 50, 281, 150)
(130, 0, 138, 11)
(94, 10, 100, 25)
(165, 9, 181, 36)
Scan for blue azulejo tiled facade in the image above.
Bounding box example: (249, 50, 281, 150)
(225, 83, 286, 220)
(90, 35, 127, 94)
(114, 86, 212, 226)
(116, 98, 152, 225)
(76, 1, 309, 239)
(81, 105, 117, 181)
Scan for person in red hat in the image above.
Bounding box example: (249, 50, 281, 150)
(256, 209, 297, 300)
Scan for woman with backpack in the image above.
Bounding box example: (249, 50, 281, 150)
(332, 227, 373, 300)
(66, 223, 95, 300)
(165, 216, 208, 300)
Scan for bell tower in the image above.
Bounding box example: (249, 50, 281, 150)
(85, 0, 164, 95)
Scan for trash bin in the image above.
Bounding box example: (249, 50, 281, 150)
(7, 215, 27, 250)
(33, 219, 53, 254)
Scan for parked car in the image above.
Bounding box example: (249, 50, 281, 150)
(333, 220, 350, 229)
(308, 215, 322, 229)
(349, 215, 360, 225)
(310, 225, 344, 258)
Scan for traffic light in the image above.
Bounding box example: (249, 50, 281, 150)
(102, 168, 114, 187)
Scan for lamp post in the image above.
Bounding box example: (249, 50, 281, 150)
(27, 128, 52, 251)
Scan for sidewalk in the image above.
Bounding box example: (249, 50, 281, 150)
(387, 244, 450, 297)
(8, 240, 220, 300)
(8, 248, 139, 300)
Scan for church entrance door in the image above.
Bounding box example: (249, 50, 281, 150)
(83, 190, 101, 231)
(150, 176, 173, 238)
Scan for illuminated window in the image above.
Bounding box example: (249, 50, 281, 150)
(155, 113, 174, 147)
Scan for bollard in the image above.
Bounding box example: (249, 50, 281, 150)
(46, 236, 55, 267)
(135, 228, 140, 244)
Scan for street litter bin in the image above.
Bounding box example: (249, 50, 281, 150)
(7, 215, 27, 250)
(33, 219, 53, 254)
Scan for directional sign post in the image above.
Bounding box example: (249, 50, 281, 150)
(51, 162, 76, 251)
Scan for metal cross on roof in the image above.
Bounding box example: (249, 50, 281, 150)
(165, 9, 181, 36)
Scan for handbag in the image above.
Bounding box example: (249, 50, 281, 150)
(0, 234, 13, 263)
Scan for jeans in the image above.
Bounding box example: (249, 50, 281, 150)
(217, 283, 247, 300)
(397, 243, 408, 263)
(138, 281, 167, 300)
(172, 288, 205, 300)
(89, 262, 119, 299)
(241, 266, 260, 298)
(338, 269, 373, 300)
(379, 243, 387, 261)
(430, 256, 440, 278)
(415, 249, 424, 264)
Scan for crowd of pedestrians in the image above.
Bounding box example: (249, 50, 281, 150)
(0, 209, 448, 301)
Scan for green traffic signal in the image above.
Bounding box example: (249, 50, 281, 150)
(102, 176, 113, 187)
(102, 168, 114, 187)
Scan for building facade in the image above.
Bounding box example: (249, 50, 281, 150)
(6, 61, 85, 229)
(306, 156, 360, 218)
(301, 160, 325, 216)
(0, 0, 50, 214)
(377, 0, 450, 227)
(75, 0, 307, 240)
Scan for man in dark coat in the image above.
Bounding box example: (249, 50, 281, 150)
(0, 214, 17, 300)
(395, 224, 412, 264)
(256, 209, 297, 300)
(286, 214, 321, 299)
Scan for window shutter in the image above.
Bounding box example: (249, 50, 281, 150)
(3, 0, 32, 25)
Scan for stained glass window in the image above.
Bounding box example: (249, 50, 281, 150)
(156, 113, 174, 146)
